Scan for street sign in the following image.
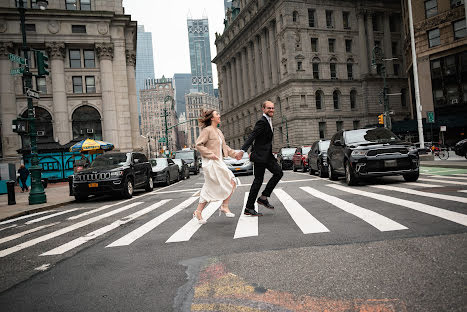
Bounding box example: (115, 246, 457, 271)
(25, 88, 40, 99)
(440, 126, 446, 132)
(158, 137, 166, 143)
(427, 111, 435, 123)
(10, 67, 25, 75)
(8, 53, 27, 65)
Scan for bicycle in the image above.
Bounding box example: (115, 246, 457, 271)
(433, 146, 449, 160)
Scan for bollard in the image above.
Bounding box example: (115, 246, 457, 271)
(68, 175, 74, 196)
(7, 180, 16, 205)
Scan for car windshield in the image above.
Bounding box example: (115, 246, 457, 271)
(281, 148, 296, 156)
(150, 158, 167, 167)
(174, 151, 194, 160)
(172, 159, 182, 166)
(90, 153, 129, 167)
(319, 141, 330, 151)
(302, 146, 311, 154)
(345, 128, 400, 144)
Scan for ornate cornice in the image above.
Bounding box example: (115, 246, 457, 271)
(95, 43, 114, 60)
(0, 42, 14, 58)
(414, 7, 465, 33)
(45, 42, 66, 59)
(125, 49, 136, 67)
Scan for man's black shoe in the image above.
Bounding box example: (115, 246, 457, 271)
(244, 208, 263, 216)
(256, 197, 274, 209)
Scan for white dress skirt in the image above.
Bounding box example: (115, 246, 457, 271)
(199, 135, 236, 203)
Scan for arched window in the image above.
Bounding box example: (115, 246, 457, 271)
(316, 90, 323, 110)
(72, 105, 102, 140)
(350, 90, 357, 109)
(333, 90, 341, 109)
(293, 11, 299, 23)
(21, 107, 53, 147)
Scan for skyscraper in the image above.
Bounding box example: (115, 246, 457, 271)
(173, 73, 192, 115)
(187, 18, 214, 96)
(136, 25, 155, 117)
(224, 0, 232, 12)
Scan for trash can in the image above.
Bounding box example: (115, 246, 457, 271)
(68, 175, 74, 196)
(7, 180, 16, 205)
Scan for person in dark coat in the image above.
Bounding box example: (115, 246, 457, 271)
(18, 164, 30, 192)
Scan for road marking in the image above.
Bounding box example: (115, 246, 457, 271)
(404, 182, 443, 188)
(371, 185, 467, 204)
(301, 187, 407, 232)
(34, 263, 50, 271)
(418, 178, 467, 186)
(233, 192, 259, 239)
(42, 200, 170, 256)
(328, 184, 467, 227)
(421, 168, 463, 174)
(0, 224, 17, 232)
(166, 201, 221, 243)
(26, 209, 80, 224)
(459, 190, 467, 193)
(0, 211, 53, 225)
(274, 189, 330, 234)
(0, 202, 144, 258)
(107, 197, 198, 247)
(236, 178, 320, 187)
(155, 188, 201, 194)
(427, 175, 467, 181)
(0, 223, 59, 244)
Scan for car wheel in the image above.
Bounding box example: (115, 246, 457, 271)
(145, 175, 154, 192)
(318, 161, 328, 178)
(165, 173, 171, 186)
(345, 161, 358, 186)
(194, 168, 198, 175)
(328, 161, 338, 181)
(403, 171, 420, 182)
(293, 163, 297, 172)
(301, 163, 306, 173)
(74, 194, 88, 202)
(281, 162, 285, 170)
(122, 178, 134, 199)
(309, 164, 315, 175)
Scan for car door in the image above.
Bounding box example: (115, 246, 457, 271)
(333, 132, 346, 173)
(328, 132, 340, 171)
(167, 159, 178, 182)
(309, 142, 318, 171)
(133, 153, 145, 186)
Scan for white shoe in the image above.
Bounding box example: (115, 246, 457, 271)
(219, 206, 235, 218)
(193, 211, 207, 224)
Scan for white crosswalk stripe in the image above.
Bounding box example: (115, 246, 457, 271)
(233, 192, 259, 239)
(274, 189, 330, 234)
(371, 185, 467, 204)
(428, 175, 467, 181)
(418, 178, 467, 186)
(0, 224, 17, 232)
(301, 187, 407, 232)
(404, 182, 443, 188)
(0, 223, 59, 245)
(26, 209, 81, 224)
(0, 211, 53, 225)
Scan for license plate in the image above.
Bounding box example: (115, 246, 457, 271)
(88, 183, 98, 187)
(384, 160, 397, 167)
(235, 168, 241, 171)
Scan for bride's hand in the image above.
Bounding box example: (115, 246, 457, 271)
(210, 155, 219, 160)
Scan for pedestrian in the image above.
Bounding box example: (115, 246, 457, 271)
(193, 109, 241, 224)
(17, 164, 30, 192)
(237, 100, 283, 216)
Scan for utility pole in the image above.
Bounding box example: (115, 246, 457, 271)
(163, 95, 173, 158)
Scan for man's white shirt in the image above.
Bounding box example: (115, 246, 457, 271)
(263, 113, 273, 132)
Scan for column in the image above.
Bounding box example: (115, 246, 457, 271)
(226, 62, 233, 109)
(269, 21, 279, 86)
(96, 42, 118, 147)
(261, 29, 271, 90)
(248, 42, 255, 98)
(357, 11, 369, 76)
(221, 66, 229, 110)
(231, 58, 238, 106)
(126, 49, 139, 150)
(45, 42, 69, 144)
(254, 36, 263, 93)
(0, 42, 20, 159)
(366, 11, 377, 75)
(236, 52, 244, 104)
(241, 48, 249, 100)
(383, 12, 394, 76)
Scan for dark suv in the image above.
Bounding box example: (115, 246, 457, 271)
(174, 149, 200, 175)
(327, 128, 419, 185)
(72, 152, 153, 201)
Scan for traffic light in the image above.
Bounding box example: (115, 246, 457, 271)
(378, 114, 384, 125)
(36, 51, 49, 76)
(12, 118, 28, 134)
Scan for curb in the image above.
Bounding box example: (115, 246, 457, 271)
(0, 200, 75, 223)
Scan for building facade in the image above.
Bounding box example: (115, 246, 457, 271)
(0, 0, 139, 162)
(213, 0, 411, 151)
(401, 0, 466, 145)
(185, 92, 219, 147)
(173, 73, 192, 115)
(136, 25, 155, 117)
(140, 77, 177, 154)
(187, 17, 214, 96)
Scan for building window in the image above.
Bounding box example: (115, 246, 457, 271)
(315, 91, 322, 109)
(85, 76, 95, 93)
(330, 63, 337, 79)
(308, 9, 315, 27)
(319, 122, 326, 139)
(451, 0, 465, 8)
(350, 90, 357, 109)
(300, 95, 306, 106)
(333, 90, 340, 109)
(345, 39, 352, 52)
(392, 41, 398, 56)
(69, 50, 81, 68)
(453, 19, 467, 40)
(72, 25, 86, 33)
(428, 28, 440, 47)
(25, 24, 36, 32)
(15, 0, 28, 8)
(353, 120, 360, 130)
(36, 77, 46, 93)
(293, 11, 298, 23)
(326, 10, 334, 28)
(343, 12, 350, 29)
(374, 40, 381, 48)
(347, 63, 353, 80)
(311, 38, 318, 52)
(336, 121, 343, 132)
(313, 62, 319, 79)
(72, 105, 102, 140)
(73, 76, 83, 93)
(297, 61, 303, 71)
(80, 0, 91, 10)
(393, 63, 400, 76)
(401, 89, 407, 107)
(328, 39, 335, 52)
(66, 0, 77, 10)
(425, 0, 438, 18)
(84, 50, 95, 68)
(376, 64, 383, 75)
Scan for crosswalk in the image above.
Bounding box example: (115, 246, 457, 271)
(0, 173, 466, 260)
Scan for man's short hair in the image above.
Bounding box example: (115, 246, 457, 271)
(262, 100, 273, 109)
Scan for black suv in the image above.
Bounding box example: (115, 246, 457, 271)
(174, 149, 200, 175)
(72, 152, 153, 201)
(327, 128, 419, 185)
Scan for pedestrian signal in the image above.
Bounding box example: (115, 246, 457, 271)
(36, 51, 49, 76)
(378, 114, 384, 125)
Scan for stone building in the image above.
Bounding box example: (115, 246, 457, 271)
(401, 0, 466, 145)
(185, 92, 219, 147)
(140, 77, 177, 154)
(213, 0, 411, 151)
(0, 0, 139, 162)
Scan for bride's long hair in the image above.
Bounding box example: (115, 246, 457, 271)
(198, 109, 216, 128)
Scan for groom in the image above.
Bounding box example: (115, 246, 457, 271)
(237, 101, 283, 216)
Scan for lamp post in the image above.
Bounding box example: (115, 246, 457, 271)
(282, 116, 289, 147)
(163, 95, 173, 158)
(19, 0, 48, 204)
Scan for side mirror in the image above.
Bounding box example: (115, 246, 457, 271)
(134, 159, 140, 164)
(334, 140, 343, 146)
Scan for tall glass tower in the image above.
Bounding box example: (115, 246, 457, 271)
(136, 25, 155, 117)
(224, 0, 232, 12)
(173, 73, 192, 115)
(187, 18, 214, 96)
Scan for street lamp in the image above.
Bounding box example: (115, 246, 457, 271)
(282, 116, 289, 147)
(18, 0, 48, 204)
(163, 95, 173, 158)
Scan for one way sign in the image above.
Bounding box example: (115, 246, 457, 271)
(25, 88, 40, 99)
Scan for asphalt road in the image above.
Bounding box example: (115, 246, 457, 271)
(0, 169, 466, 311)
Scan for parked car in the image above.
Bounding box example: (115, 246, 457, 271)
(292, 145, 312, 172)
(172, 158, 190, 180)
(327, 128, 419, 185)
(454, 139, 467, 158)
(276, 147, 296, 170)
(150, 158, 179, 185)
(72, 152, 153, 201)
(174, 148, 200, 175)
(224, 150, 254, 175)
(308, 140, 330, 178)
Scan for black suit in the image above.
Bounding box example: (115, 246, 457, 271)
(241, 115, 283, 209)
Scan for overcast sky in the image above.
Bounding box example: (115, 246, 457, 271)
(122, 0, 225, 88)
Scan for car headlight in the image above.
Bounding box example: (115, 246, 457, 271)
(243, 160, 251, 166)
(408, 146, 417, 152)
(351, 150, 368, 156)
(110, 170, 124, 177)
(73, 175, 81, 181)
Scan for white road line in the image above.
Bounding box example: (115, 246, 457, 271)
(234, 192, 259, 239)
(237, 178, 320, 187)
(166, 201, 221, 243)
(328, 184, 467, 227)
(0, 224, 17, 232)
(421, 169, 462, 174)
(427, 175, 467, 181)
(274, 189, 330, 234)
(41, 200, 170, 256)
(459, 190, 467, 193)
(371, 185, 467, 204)
(418, 178, 467, 186)
(34, 263, 50, 271)
(0, 223, 59, 244)
(301, 187, 407, 232)
(404, 182, 443, 188)
(155, 188, 201, 194)
(0, 211, 53, 225)
(26, 209, 80, 224)
(0, 201, 144, 258)
(107, 197, 198, 247)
